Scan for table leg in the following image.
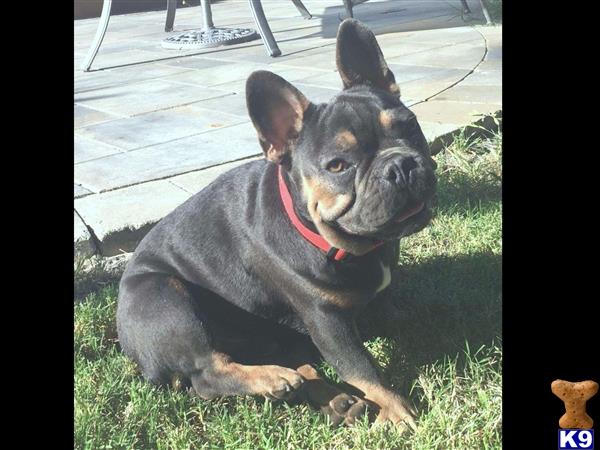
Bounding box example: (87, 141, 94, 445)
(162, 0, 259, 50)
(201, 0, 215, 29)
(165, 0, 177, 32)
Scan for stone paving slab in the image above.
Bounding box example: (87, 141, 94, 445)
(399, 68, 472, 104)
(410, 100, 500, 128)
(75, 122, 260, 192)
(454, 67, 501, 86)
(169, 156, 263, 195)
(75, 136, 124, 165)
(161, 63, 329, 91)
(85, 48, 183, 70)
(418, 121, 464, 147)
(433, 85, 502, 105)
(74, 183, 93, 198)
(76, 103, 247, 151)
(74, 63, 195, 94)
(74, 79, 229, 117)
(74, 1, 499, 257)
(388, 41, 485, 70)
(176, 92, 249, 117)
(155, 57, 238, 72)
(74, 104, 122, 129)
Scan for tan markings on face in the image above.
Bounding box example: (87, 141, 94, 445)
(302, 176, 352, 222)
(335, 130, 358, 150)
(379, 110, 394, 130)
(389, 82, 400, 96)
(301, 175, 377, 256)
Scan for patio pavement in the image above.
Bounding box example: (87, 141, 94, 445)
(74, 0, 502, 257)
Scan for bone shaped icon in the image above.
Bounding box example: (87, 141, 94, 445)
(551, 379, 598, 429)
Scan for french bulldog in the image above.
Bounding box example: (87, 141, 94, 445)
(117, 18, 437, 429)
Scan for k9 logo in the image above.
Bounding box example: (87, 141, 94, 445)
(559, 429, 594, 449)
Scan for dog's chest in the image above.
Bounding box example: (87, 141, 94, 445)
(329, 258, 392, 302)
(375, 261, 391, 293)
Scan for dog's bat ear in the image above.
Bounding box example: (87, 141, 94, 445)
(246, 70, 312, 164)
(336, 19, 399, 96)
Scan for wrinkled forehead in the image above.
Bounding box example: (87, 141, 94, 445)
(315, 89, 410, 146)
(323, 92, 383, 130)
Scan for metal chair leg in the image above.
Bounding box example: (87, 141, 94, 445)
(248, 0, 281, 57)
(479, 0, 493, 24)
(291, 0, 312, 19)
(81, 0, 113, 72)
(343, 0, 354, 18)
(460, 0, 472, 14)
(165, 0, 177, 32)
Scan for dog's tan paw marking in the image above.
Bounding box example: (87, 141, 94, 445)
(324, 392, 369, 427)
(252, 366, 305, 400)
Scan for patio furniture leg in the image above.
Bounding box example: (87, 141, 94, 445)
(479, 0, 493, 24)
(291, 0, 312, 19)
(165, 0, 177, 32)
(201, 0, 215, 29)
(248, 0, 282, 57)
(81, 0, 113, 72)
(460, 0, 472, 14)
(343, 0, 354, 18)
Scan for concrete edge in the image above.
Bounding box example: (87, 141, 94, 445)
(429, 109, 502, 155)
(74, 209, 99, 258)
(74, 252, 132, 299)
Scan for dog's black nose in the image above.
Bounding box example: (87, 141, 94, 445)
(384, 155, 418, 187)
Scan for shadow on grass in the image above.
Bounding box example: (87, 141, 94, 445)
(356, 251, 501, 419)
(435, 171, 501, 213)
(400, 252, 499, 358)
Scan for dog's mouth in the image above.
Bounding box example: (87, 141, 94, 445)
(377, 200, 430, 237)
(392, 201, 424, 223)
(334, 199, 430, 240)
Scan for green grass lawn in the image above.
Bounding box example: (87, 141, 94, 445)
(75, 124, 502, 450)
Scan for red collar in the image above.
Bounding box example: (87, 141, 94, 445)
(278, 166, 383, 262)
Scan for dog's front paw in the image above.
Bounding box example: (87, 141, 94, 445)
(323, 392, 369, 427)
(373, 394, 417, 432)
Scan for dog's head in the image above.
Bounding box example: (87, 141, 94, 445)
(246, 19, 437, 255)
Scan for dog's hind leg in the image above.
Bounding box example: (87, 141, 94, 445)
(117, 273, 216, 386)
(117, 273, 305, 399)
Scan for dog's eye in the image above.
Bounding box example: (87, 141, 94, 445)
(326, 159, 349, 173)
